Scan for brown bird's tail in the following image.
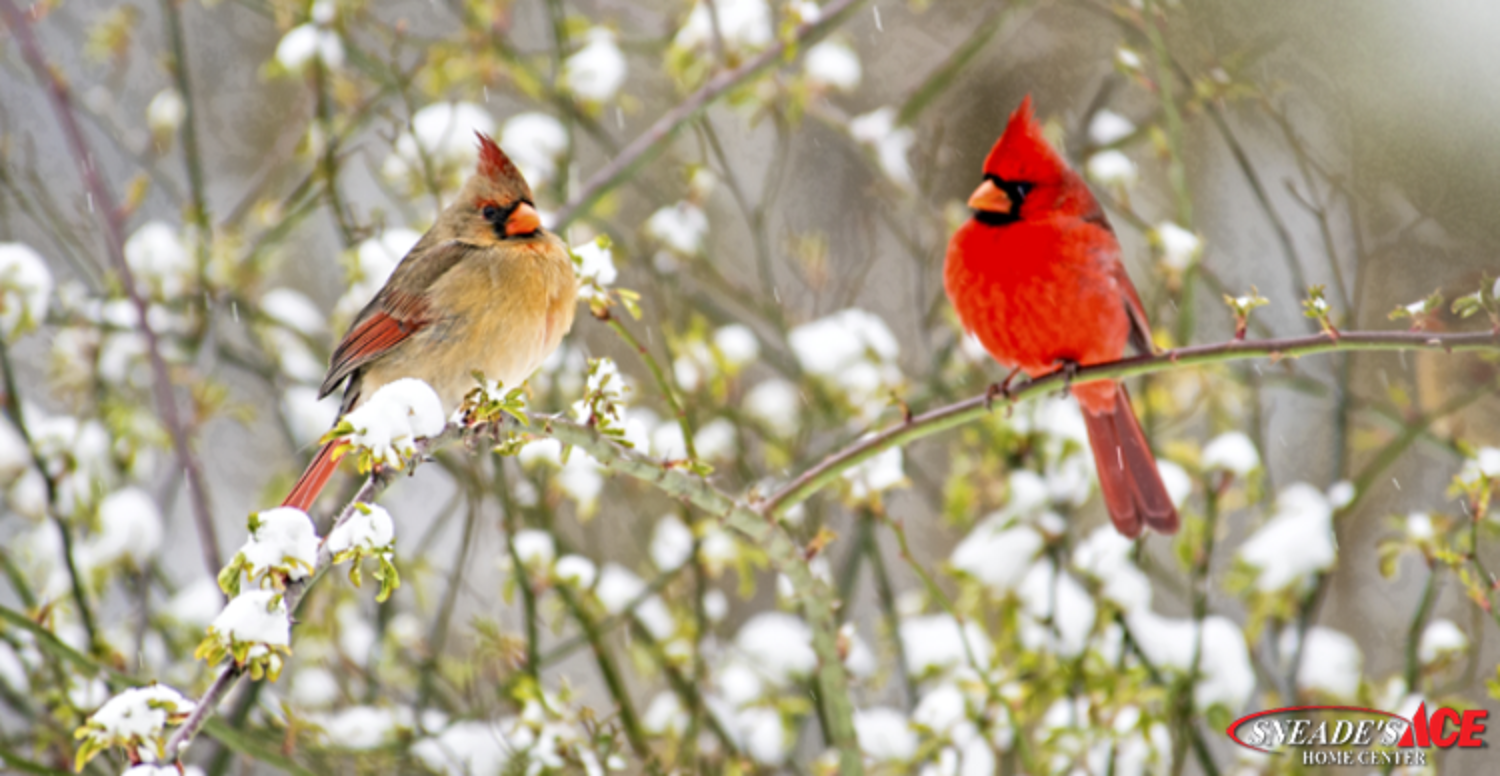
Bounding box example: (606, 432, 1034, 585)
(1080, 383, 1179, 538)
(281, 441, 346, 511)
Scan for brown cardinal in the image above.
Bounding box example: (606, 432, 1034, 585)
(282, 133, 577, 510)
(945, 97, 1178, 537)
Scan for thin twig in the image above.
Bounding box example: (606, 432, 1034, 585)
(553, 0, 869, 228)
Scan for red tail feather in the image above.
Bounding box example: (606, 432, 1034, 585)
(1081, 383, 1179, 537)
(282, 441, 345, 511)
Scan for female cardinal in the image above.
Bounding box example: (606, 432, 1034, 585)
(282, 133, 577, 510)
(945, 97, 1178, 537)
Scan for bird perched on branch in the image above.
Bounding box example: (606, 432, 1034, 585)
(282, 133, 577, 510)
(945, 96, 1178, 537)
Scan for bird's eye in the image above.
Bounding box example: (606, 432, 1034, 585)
(481, 205, 500, 221)
(1015, 183, 1033, 197)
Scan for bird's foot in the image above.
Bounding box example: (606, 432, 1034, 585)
(1052, 359, 1082, 397)
(984, 367, 1024, 411)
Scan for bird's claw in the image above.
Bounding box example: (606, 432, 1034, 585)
(984, 367, 1024, 411)
(1053, 359, 1081, 397)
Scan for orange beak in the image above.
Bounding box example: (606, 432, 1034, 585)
(967, 179, 1012, 214)
(505, 202, 542, 237)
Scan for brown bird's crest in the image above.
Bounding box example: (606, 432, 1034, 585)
(475, 131, 519, 181)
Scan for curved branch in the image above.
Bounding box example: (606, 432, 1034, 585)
(760, 328, 1500, 518)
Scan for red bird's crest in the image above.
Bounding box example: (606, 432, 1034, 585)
(475, 132, 519, 180)
(983, 95, 1070, 186)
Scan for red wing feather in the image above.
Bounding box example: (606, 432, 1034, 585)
(319, 293, 431, 398)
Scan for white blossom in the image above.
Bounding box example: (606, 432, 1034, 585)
(555, 555, 597, 588)
(713, 324, 760, 365)
(512, 529, 556, 568)
(650, 515, 694, 571)
(744, 378, 801, 436)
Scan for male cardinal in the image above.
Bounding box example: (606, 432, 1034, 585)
(945, 97, 1178, 537)
(282, 133, 577, 510)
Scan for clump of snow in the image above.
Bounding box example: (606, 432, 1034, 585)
(1459, 446, 1500, 484)
(235, 507, 320, 583)
(342, 378, 446, 468)
(166, 577, 224, 628)
(1018, 559, 1097, 657)
(805, 40, 861, 92)
(850, 108, 916, 188)
(595, 563, 674, 639)
(843, 442, 905, 498)
(326, 503, 395, 556)
(1279, 626, 1362, 699)
(1201, 431, 1260, 476)
(85, 487, 163, 569)
(855, 707, 917, 762)
(146, 88, 186, 136)
(646, 201, 710, 256)
(674, 0, 772, 53)
(211, 590, 290, 649)
(744, 378, 801, 436)
(650, 515, 694, 571)
(382, 103, 495, 189)
(1153, 222, 1202, 271)
(694, 418, 737, 460)
(282, 386, 340, 445)
(643, 692, 686, 736)
(290, 666, 341, 708)
(899, 614, 992, 680)
(337, 228, 422, 322)
(554, 555, 597, 588)
(788, 308, 903, 422)
(308, 705, 417, 750)
(275, 23, 343, 72)
(714, 324, 760, 365)
(501, 112, 568, 188)
(1156, 460, 1193, 508)
(564, 28, 627, 103)
(735, 612, 816, 683)
(1088, 109, 1136, 146)
(1128, 609, 1253, 710)
(1085, 150, 1137, 187)
(1326, 479, 1355, 509)
(1418, 619, 1468, 665)
(1237, 483, 1336, 592)
(571, 238, 617, 303)
(124, 222, 193, 299)
(261, 288, 327, 338)
(950, 521, 1044, 593)
(79, 684, 195, 751)
(1073, 526, 1153, 613)
(511, 529, 555, 568)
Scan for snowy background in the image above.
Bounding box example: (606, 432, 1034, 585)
(2, 0, 1499, 774)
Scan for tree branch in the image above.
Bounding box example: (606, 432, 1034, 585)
(760, 328, 1500, 518)
(552, 0, 869, 228)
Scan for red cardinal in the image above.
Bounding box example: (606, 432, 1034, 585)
(945, 96, 1178, 537)
(282, 134, 577, 510)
